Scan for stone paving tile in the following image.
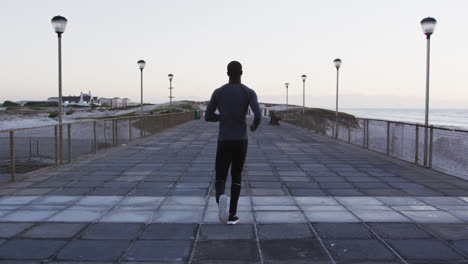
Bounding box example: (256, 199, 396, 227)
(192, 240, 260, 263)
(451, 240, 468, 255)
(90, 187, 133, 196)
(0, 239, 68, 260)
(401, 211, 463, 223)
(57, 239, 131, 261)
(421, 223, 468, 240)
(129, 188, 170, 196)
(313, 223, 374, 239)
(199, 224, 254, 240)
(1, 210, 59, 222)
(0, 223, 34, 238)
(20, 223, 86, 238)
(324, 239, 398, 261)
(81, 223, 144, 239)
(140, 223, 198, 240)
(100, 209, 155, 223)
(125, 240, 193, 262)
(305, 211, 360, 223)
(327, 189, 364, 196)
(32, 195, 83, 205)
(257, 223, 314, 239)
(255, 211, 307, 223)
(353, 210, 411, 222)
(152, 210, 204, 223)
(335, 197, 383, 206)
(386, 239, 465, 261)
(47, 188, 93, 196)
(260, 238, 330, 263)
(48, 209, 106, 222)
(0, 196, 39, 205)
(294, 197, 339, 206)
(252, 196, 295, 206)
(369, 223, 433, 239)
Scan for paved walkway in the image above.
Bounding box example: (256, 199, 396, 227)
(1, 118, 468, 263)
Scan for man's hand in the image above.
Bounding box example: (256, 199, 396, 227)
(250, 124, 257, 132)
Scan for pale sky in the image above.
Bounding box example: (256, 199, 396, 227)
(1, 0, 467, 108)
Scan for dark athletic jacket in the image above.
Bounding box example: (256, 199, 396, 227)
(205, 83, 261, 141)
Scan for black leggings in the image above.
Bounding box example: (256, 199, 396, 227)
(215, 140, 248, 216)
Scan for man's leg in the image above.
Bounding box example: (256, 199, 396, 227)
(229, 140, 248, 216)
(215, 141, 232, 203)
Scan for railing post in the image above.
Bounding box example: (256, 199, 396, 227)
(386, 121, 390, 155)
(424, 124, 428, 167)
(129, 118, 132, 142)
(112, 120, 115, 146)
(415, 125, 419, 164)
(67, 124, 71, 162)
(55, 125, 58, 166)
(9, 131, 15, 182)
(366, 119, 369, 149)
(348, 126, 351, 143)
(429, 125, 434, 168)
(59, 124, 63, 165)
(140, 117, 143, 138)
(93, 121, 97, 154)
(335, 120, 339, 139)
(363, 120, 366, 147)
(115, 119, 119, 146)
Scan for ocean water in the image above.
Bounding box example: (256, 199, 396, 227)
(340, 108, 468, 130)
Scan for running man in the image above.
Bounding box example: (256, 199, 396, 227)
(205, 61, 261, 224)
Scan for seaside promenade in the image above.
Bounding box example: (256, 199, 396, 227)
(1, 117, 468, 263)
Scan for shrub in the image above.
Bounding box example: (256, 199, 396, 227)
(48, 112, 58, 118)
(2, 100, 19, 107)
(24, 101, 58, 107)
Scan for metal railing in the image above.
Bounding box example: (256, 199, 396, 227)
(272, 109, 468, 180)
(0, 111, 199, 183)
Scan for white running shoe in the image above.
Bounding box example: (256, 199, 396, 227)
(218, 194, 229, 224)
(227, 215, 240, 225)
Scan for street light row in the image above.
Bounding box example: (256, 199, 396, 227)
(51, 16, 175, 120)
(51, 15, 437, 167)
(137, 60, 175, 113)
(284, 17, 436, 154)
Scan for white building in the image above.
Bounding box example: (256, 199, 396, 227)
(122, 98, 131, 107)
(47, 91, 101, 106)
(111, 97, 122, 108)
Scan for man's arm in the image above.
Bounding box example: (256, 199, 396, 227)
(205, 90, 220, 122)
(249, 90, 261, 131)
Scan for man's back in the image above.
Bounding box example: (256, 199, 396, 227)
(205, 83, 261, 141)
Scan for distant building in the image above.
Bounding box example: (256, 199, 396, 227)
(47, 92, 130, 108)
(100, 98, 112, 106)
(48, 91, 101, 106)
(100, 97, 131, 107)
(122, 98, 130, 107)
(111, 97, 122, 108)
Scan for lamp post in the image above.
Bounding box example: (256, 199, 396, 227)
(137, 60, 146, 113)
(301, 75, 307, 114)
(421, 17, 437, 167)
(51, 15, 67, 165)
(284, 83, 289, 108)
(168, 74, 174, 104)
(334, 58, 342, 138)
